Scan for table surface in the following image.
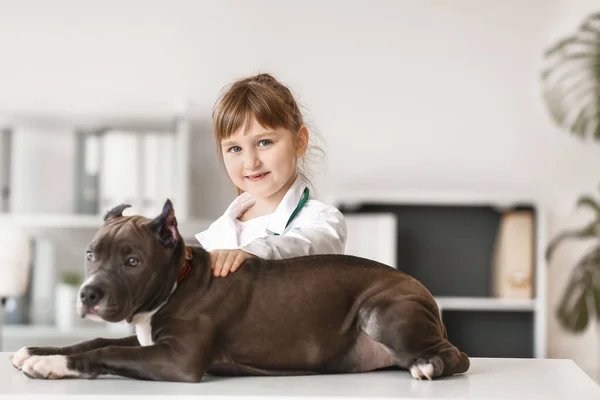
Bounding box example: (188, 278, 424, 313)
(0, 354, 599, 399)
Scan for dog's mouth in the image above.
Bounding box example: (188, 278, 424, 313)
(77, 302, 105, 322)
(76, 296, 130, 323)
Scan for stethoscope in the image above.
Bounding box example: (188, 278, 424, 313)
(272, 187, 309, 236)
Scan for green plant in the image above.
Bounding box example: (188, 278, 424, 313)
(545, 189, 600, 332)
(542, 12, 600, 332)
(541, 12, 600, 140)
(59, 271, 82, 287)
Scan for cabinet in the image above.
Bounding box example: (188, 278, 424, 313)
(327, 189, 547, 359)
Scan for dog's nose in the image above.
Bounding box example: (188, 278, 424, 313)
(80, 285, 105, 307)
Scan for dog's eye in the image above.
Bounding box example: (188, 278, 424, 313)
(126, 257, 139, 267)
(86, 251, 93, 261)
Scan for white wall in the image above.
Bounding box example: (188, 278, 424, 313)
(1, 0, 599, 377)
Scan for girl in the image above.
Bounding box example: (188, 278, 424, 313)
(195, 73, 347, 277)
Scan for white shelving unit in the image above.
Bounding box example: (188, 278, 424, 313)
(325, 188, 548, 359)
(0, 112, 204, 351)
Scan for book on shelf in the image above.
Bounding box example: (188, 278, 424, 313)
(0, 128, 11, 212)
(490, 209, 535, 300)
(76, 129, 180, 218)
(75, 130, 100, 215)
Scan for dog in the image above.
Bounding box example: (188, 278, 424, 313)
(10, 199, 469, 382)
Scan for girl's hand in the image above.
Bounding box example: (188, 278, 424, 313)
(209, 249, 256, 277)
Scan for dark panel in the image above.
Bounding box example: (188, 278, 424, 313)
(339, 203, 536, 297)
(442, 310, 534, 358)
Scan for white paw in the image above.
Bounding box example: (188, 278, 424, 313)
(410, 362, 434, 380)
(21, 355, 76, 379)
(9, 347, 31, 370)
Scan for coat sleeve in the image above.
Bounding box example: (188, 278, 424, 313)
(239, 207, 347, 260)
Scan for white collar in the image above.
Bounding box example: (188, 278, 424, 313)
(225, 175, 309, 235)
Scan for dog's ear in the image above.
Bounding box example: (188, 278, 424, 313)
(149, 199, 178, 247)
(104, 204, 131, 221)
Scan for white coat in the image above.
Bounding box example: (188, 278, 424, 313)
(195, 176, 347, 259)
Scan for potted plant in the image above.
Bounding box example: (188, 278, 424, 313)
(55, 271, 82, 331)
(542, 11, 600, 332)
(541, 11, 600, 381)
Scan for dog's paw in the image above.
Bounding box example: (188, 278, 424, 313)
(409, 357, 443, 380)
(10, 347, 32, 370)
(21, 355, 76, 379)
(410, 362, 434, 380)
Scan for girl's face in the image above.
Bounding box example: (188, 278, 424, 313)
(221, 117, 308, 204)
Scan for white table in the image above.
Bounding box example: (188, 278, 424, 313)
(0, 354, 598, 399)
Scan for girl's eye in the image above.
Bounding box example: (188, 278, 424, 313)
(126, 257, 139, 267)
(258, 139, 272, 147)
(228, 146, 242, 153)
(86, 251, 93, 261)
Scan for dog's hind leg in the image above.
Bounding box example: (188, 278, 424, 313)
(361, 297, 469, 380)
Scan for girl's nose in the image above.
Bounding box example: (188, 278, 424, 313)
(243, 150, 261, 169)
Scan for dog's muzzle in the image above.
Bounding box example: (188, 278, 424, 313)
(76, 273, 129, 322)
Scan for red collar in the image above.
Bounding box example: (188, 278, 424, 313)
(177, 246, 193, 284)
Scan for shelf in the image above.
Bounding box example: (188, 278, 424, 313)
(2, 324, 130, 339)
(0, 213, 212, 238)
(326, 189, 541, 209)
(1, 299, 535, 342)
(0, 213, 106, 229)
(435, 296, 536, 311)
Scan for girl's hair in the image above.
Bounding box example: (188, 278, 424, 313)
(212, 73, 324, 193)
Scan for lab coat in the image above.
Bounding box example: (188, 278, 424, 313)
(195, 177, 347, 259)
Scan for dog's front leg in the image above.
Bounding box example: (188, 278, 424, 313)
(21, 336, 214, 382)
(10, 336, 139, 370)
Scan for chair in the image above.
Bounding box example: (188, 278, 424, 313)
(0, 227, 32, 350)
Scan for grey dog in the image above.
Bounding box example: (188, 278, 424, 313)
(10, 199, 469, 382)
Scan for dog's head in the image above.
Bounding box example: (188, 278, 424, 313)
(76, 199, 185, 323)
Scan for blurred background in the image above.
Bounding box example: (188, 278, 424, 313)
(0, 0, 599, 383)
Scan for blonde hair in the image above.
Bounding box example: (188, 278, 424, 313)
(212, 73, 324, 194)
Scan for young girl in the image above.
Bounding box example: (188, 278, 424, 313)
(195, 73, 347, 277)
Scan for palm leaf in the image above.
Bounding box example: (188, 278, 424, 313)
(541, 12, 600, 142)
(556, 285, 589, 332)
(576, 194, 600, 216)
(555, 248, 600, 332)
(593, 284, 600, 320)
(545, 222, 598, 261)
(546, 191, 600, 261)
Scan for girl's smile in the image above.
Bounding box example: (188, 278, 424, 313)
(245, 172, 270, 182)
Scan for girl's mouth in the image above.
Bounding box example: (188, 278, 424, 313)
(245, 172, 269, 181)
